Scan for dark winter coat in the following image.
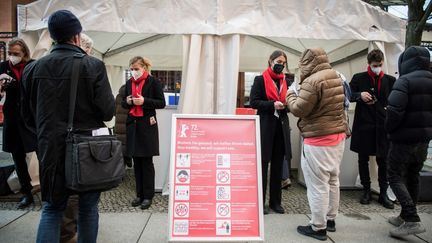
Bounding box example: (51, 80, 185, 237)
(121, 76, 166, 157)
(386, 46, 432, 143)
(21, 44, 115, 204)
(0, 60, 37, 153)
(114, 85, 128, 155)
(349, 71, 395, 157)
(250, 75, 292, 162)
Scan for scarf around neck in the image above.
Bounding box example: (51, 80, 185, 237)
(129, 71, 149, 117)
(367, 65, 384, 92)
(262, 67, 287, 104)
(9, 61, 26, 81)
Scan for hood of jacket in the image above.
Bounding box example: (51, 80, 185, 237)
(398, 46, 430, 76)
(298, 48, 332, 82)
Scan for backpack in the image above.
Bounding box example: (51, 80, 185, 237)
(336, 71, 352, 137)
(337, 72, 352, 110)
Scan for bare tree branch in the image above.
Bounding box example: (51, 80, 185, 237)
(416, 1, 432, 32)
(376, 0, 385, 10)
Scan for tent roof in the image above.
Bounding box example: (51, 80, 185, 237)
(19, 0, 405, 43)
(18, 0, 405, 73)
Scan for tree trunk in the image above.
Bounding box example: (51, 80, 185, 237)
(405, 21, 423, 48)
(405, 1, 424, 48)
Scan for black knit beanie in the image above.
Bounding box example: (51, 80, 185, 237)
(48, 10, 82, 41)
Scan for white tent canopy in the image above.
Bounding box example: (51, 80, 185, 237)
(18, 0, 405, 114)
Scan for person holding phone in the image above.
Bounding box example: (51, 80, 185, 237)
(122, 56, 166, 210)
(349, 49, 396, 209)
(250, 50, 292, 214)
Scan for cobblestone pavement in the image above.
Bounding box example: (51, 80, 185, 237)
(1, 169, 431, 215)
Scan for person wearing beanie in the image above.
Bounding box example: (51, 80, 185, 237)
(21, 10, 115, 243)
(385, 46, 432, 238)
(47, 9, 82, 42)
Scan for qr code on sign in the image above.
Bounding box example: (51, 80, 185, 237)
(173, 220, 189, 235)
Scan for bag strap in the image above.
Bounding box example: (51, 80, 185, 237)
(67, 53, 85, 132)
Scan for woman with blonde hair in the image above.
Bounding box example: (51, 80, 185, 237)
(122, 56, 166, 209)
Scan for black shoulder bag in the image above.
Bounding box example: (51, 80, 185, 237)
(65, 54, 125, 192)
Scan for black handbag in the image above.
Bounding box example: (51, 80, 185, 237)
(64, 53, 125, 192)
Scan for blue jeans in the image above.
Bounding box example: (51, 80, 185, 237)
(36, 192, 101, 243)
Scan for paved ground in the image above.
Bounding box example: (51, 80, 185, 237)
(1, 168, 432, 216)
(1, 153, 432, 242)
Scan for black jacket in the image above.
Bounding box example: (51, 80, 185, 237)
(114, 85, 128, 155)
(121, 76, 165, 157)
(0, 60, 37, 153)
(386, 46, 432, 143)
(21, 44, 115, 204)
(250, 75, 292, 162)
(349, 71, 395, 157)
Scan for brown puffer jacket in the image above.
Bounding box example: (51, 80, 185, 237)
(114, 85, 128, 154)
(286, 48, 346, 138)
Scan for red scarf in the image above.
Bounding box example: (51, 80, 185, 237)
(9, 61, 26, 81)
(367, 65, 384, 92)
(262, 67, 287, 104)
(129, 71, 149, 117)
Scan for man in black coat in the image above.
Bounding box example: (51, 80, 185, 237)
(385, 46, 432, 238)
(0, 38, 37, 209)
(21, 10, 115, 243)
(349, 49, 395, 209)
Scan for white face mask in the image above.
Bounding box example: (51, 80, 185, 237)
(371, 66, 382, 75)
(9, 55, 22, 65)
(131, 70, 143, 80)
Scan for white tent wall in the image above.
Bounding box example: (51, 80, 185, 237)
(17, 0, 406, 190)
(179, 34, 242, 114)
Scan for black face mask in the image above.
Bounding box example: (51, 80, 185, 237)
(272, 63, 284, 74)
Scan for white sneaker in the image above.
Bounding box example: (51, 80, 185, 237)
(281, 178, 291, 189)
(388, 216, 404, 227)
(390, 222, 426, 237)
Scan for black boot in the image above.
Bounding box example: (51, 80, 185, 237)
(360, 189, 371, 204)
(378, 194, 394, 209)
(17, 194, 34, 209)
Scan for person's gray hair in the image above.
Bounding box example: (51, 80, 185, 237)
(80, 33, 94, 55)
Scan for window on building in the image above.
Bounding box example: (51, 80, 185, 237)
(243, 72, 261, 107)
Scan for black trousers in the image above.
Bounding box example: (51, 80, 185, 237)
(388, 142, 428, 222)
(133, 156, 155, 199)
(11, 148, 32, 195)
(262, 122, 285, 207)
(358, 153, 388, 193)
